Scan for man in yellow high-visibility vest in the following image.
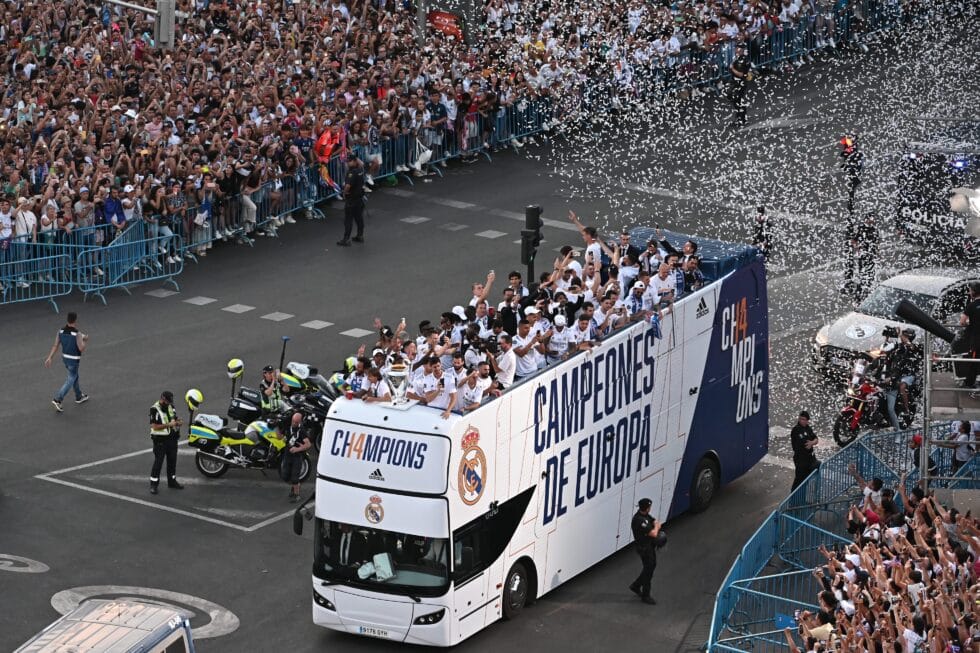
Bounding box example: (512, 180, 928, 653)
(149, 391, 183, 495)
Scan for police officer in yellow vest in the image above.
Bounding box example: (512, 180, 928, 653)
(260, 365, 284, 415)
(149, 391, 184, 495)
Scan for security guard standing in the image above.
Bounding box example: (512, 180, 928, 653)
(336, 152, 365, 247)
(629, 498, 663, 605)
(728, 46, 752, 126)
(149, 391, 184, 495)
(790, 411, 819, 491)
(260, 365, 283, 416)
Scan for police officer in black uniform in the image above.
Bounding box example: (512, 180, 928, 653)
(149, 390, 184, 495)
(839, 135, 864, 213)
(281, 412, 312, 502)
(629, 498, 663, 605)
(728, 46, 752, 126)
(336, 152, 365, 247)
(790, 411, 819, 490)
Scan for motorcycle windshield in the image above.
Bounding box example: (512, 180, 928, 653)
(313, 519, 450, 597)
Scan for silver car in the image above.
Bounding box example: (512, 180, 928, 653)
(812, 268, 978, 378)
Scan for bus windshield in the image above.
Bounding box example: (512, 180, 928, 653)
(314, 519, 451, 596)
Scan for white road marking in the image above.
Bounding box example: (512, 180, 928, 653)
(339, 328, 375, 338)
(222, 304, 255, 314)
(184, 296, 217, 306)
(387, 188, 416, 198)
(0, 554, 50, 573)
(145, 289, 178, 298)
(301, 320, 334, 330)
(487, 207, 578, 232)
(51, 586, 240, 639)
(199, 506, 282, 519)
(261, 312, 294, 322)
(431, 197, 477, 209)
(439, 222, 469, 231)
(475, 230, 507, 239)
(35, 474, 257, 532)
(400, 216, 431, 224)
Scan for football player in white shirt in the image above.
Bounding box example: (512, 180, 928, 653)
(569, 314, 595, 350)
(652, 262, 677, 308)
(624, 281, 653, 317)
(545, 314, 573, 364)
(488, 334, 517, 389)
(408, 356, 437, 397)
(513, 320, 548, 379)
(468, 270, 496, 307)
(363, 368, 392, 403)
(458, 362, 496, 412)
(422, 361, 457, 419)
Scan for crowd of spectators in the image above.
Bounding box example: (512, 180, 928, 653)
(0, 0, 892, 280)
(784, 437, 980, 653)
(342, 212, 705, 415)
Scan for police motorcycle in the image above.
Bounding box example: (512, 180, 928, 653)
(832, 328, 921, 447)
(184, 389, 312, 481)
(225, 358, 340, 452)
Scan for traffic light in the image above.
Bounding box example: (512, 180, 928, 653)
(526, 205, 543, 247)
(154, 0, 175, 50)
(520, 229, 536, 265)
(521, 204, 543, 266)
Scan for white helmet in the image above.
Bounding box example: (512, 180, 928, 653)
(227, 358, 244, 379)
(185, 388, 204, 411)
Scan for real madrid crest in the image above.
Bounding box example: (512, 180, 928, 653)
(458, 426, 488, 506)
(364, 495, 384, 524)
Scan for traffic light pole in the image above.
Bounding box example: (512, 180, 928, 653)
(101, 0, 185, 49)
(522, 205, 543, 284)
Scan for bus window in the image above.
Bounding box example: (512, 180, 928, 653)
(452, 488, 535, 584)
(313, 520, 451, 596)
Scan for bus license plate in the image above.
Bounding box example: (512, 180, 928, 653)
(358, 626, 390, 639)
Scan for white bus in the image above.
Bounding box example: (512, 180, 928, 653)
(295, 235, 769, 646)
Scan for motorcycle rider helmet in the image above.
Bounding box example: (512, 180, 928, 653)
(901, 328, 916, 341)
(185, 388, 204, 411)
(227, 358, 244, 379)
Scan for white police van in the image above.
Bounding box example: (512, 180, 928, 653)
(15, 600, 195, 653)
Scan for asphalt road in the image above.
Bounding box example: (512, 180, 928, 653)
(2, 21, 976, 652)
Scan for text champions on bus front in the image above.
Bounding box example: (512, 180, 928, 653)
(533, 328, 657, 526)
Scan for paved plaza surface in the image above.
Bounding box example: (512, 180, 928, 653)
(2, 44, 974, 651)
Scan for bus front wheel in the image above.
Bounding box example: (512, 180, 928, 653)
(502, 562, 529, 620)
(689, 457, 720, 513)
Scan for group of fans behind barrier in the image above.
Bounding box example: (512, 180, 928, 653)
(784, 446, 980, 653)
(327, 212, 704, 416)
(0, 0, 909, 294)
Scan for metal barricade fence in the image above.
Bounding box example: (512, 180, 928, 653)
(0, 252, 72, 312)
(75, 234, 183, 305)
(707, 419, 977, 651)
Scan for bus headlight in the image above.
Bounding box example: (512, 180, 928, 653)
(413, 609, 446, 625)
(313, 589, 336, 611)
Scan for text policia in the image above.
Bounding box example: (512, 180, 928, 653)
(534, 329, 657, 526)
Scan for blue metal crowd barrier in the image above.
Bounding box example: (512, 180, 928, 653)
(75, 234, 183, 305)
(708, 421, 978, 652)
(0, 252, 73, 312)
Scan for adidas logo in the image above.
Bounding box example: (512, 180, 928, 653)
(368, 468, 385, 482)
(696, 297, 709, 319)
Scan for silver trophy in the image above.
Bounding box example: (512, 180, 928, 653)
(387, 364, 410, 405)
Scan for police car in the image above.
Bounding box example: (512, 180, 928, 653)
(897, 126, 980, 259)
(812, 268, 978, 379)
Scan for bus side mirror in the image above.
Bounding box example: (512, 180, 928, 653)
(293, 510, 304, 536)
